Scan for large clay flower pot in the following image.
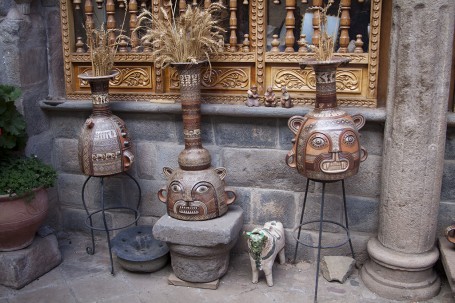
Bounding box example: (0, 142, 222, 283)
(0, 188, 49, 251)
(286, 57, 367, 181)
(158, 62, 235, 221)
(78, 71, 134, 176)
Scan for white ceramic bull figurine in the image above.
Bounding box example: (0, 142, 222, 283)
(245, 221, 285, 286)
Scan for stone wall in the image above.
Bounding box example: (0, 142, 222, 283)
(2, 0, 454, 266)
(42, 103, 384, 263)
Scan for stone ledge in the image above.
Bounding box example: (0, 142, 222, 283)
(39, 100, 387, 122)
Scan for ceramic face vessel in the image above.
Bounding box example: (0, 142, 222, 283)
(78, 71, 134, 176)
(286, 57, 367, 181)
(158, 62, 235, 220)
(158, 167, 235, 220)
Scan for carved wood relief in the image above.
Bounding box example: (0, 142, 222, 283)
(60, 0, 382, 107)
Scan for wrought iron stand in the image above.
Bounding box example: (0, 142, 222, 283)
(292, 178, 355, 303)
(81, 172, 142, 275)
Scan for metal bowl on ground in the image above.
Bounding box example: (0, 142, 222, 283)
(111, 225, 169, 273)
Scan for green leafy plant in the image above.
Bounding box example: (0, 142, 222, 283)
(0, 85, 57, 198)
(0, 156, 57, 197)
(0, 85, 27, 155)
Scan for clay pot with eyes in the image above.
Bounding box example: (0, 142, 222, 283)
(285, 57, 367, 181)
(158, 167, 236, 221)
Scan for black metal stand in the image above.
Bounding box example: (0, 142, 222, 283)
(81, 172, 142, 275)
(292, 179, 354, 303)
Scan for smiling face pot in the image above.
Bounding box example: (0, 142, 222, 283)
(286, 57, 367, 181)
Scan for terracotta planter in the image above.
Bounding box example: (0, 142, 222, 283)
(78, 71, 134, 176)
(158, 62, 236, 221)
(286, 57, 367, 181)
(0, 188, 49, 251)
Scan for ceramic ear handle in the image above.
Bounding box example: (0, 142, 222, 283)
(157, 188, 167, 203)
(352, 114, 366, 130)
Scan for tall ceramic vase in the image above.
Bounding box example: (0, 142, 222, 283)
(158, 62, 235, 221)
(286, 57, 367, 181)
(78, 71, 134, 176)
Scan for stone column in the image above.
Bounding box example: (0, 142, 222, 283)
(360, 0, 455, 301)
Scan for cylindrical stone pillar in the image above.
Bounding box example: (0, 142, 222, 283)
(360, 0, 455, 301)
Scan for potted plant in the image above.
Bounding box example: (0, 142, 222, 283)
(0, 85, 57, 251)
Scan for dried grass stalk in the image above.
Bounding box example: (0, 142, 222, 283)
(85, 0, 128, 76)
(305, 0, 341, 61)
(136, 2, 226, 68)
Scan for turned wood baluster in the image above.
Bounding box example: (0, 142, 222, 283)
(204, 0, 211, 9)
(129, 0, 140, 52)
(338, 0, 351, 53)
(311, 0, 322, 46)
(179, 0, 187, 13)
(106, 0, 116, 45)
(84, 0, 95, 31)
(140, 0, 147, 8)
(229, 0, 238, 51)
(284, 0, 296, 52)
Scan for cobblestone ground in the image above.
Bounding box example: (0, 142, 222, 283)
(0, 232, 453, 303)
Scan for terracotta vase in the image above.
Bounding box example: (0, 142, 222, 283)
(286, 57, 367, 181)
(158, 62, 235, 220)
(78, 71, 134, 176)
(0, 188, 49, 251)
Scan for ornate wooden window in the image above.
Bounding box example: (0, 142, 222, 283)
(60, 0, 382, 107)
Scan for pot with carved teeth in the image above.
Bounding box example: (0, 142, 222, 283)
(157, 62, 236, 221)
(285, 57, 367, 181)
(78, 71, 134, 176)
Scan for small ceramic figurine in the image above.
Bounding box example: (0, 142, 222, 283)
(246, 85, 260, 107)
(280, 86, 293, 108)
(245, 221, 285, 287)
(264, 86, 277, 107)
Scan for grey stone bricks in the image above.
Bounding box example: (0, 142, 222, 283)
(53, 138, 80, 174)
(221, 148, 307, 192)
(213, 116, 278, 148)
(252, 189, 297, 229)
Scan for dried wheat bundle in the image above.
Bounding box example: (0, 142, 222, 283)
(84, 0, 128, 76)
(305, 0, 341, 61)
(137, 2, 225, 68)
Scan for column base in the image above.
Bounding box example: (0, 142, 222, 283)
(361, 237, 440, 301)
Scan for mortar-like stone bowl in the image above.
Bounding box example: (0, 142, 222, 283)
(111, 225, 169, 273)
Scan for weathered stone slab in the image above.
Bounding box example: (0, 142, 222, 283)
(0, 235, 62, 289)
(320, 256, 355, 283)
(153, 205, 243, 247)
(168, 273, 220, 290)
(153, 205, 243, 283)
(439, 237, 455, 296)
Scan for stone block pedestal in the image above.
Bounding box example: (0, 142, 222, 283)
(0, 234, 62, 289)
(153, 205, 243, 283)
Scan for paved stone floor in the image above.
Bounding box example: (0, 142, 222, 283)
(0, 233, 453, 303)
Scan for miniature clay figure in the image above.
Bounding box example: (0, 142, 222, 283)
(245, 221, 285, 287)
(246, 85, 260, 107)
(264, 86, 277, 107)
(280, 86, 293, 108)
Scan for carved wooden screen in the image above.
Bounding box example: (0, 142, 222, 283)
(60, 0, 382, 107)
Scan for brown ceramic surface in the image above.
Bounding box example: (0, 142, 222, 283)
(158, 167, 235, 221)
(0, 188, 48, 251)
(286, 57, 367, 181)
(78, 71, 134, 176)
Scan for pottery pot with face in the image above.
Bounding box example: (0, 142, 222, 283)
(285, 57, 367, 181)
(78, 71, 134, 176)
(158, 167, 236, 221)
(158, 62, 236, 220)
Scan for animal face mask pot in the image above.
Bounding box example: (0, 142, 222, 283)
(286, 57, 367, 181)
(78, 72, 134, 176)
(158, 167, 236, 221)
